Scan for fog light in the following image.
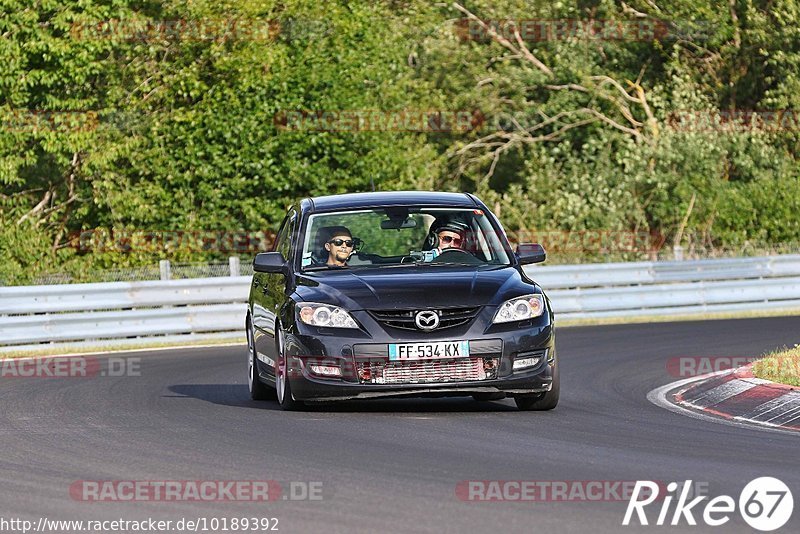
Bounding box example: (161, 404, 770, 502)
(513, 357, 541, 371)
(309, 364, 342, 377)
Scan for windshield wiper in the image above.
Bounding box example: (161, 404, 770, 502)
(302, 265, 349, 272)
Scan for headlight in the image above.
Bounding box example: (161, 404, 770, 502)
(492, 294, 545, 324)
(297, 302, 359, 329)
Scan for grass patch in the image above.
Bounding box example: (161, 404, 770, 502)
(752, 345, 800, 387)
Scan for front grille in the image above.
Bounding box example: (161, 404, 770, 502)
(369, 306, 481, 331)
(357, 357, 499, 385)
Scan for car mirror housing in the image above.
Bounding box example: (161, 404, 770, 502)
(380, 218, 416, 230)
(253, 252, 287, 273)
(516, 243, 546, 265)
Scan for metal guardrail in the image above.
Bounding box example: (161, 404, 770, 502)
(527, 255, 800, 288)
(0, 277, 250, 315)
(2, 255, 800, 352)
(526, 255, 800, 319)
(0, 278, 250, 351)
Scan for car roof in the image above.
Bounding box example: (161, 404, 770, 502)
(305, 191, 479, 212)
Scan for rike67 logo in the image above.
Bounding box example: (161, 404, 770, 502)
(623, 477, 794, 531)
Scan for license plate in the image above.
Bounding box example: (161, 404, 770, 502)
(388, 341, 470, 361)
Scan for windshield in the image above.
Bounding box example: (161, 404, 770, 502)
(300, 207, 512, 271)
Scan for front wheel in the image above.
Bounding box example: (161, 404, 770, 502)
(514, 362, 559, 411)
(247, 319, 273, 401)
(275, 329, 303, 411)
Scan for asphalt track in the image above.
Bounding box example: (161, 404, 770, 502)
(2, 317, 799, 533)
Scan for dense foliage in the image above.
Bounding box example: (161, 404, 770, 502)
(1, 0, 798, 283)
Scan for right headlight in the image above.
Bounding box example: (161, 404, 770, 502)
(492, 294, 545, 324)
(297, 302, 359, 329)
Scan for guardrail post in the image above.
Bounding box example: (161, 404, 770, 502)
(673, 245, 684, 261)
(229, 256, 240, 277)
(159, 259, 171, 280)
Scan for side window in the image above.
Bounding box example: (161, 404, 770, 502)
(274, 210, 297, 261)
(272, 214, 290, 253)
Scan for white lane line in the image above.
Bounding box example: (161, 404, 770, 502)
(783, 410, 800, 426)
(765, 403, 800, 425)
(747, 392, 800, 421)
(647, 373, 800, 436)
(744, 396, 795, 420)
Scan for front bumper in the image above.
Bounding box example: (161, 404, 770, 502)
(274, 310, 555, 401)
(291, 365, 555, 402)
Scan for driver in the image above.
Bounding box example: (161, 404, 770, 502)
(436, 224, 465, 252)
(324, 226, 354, 267)
(423, 219, 469, 261)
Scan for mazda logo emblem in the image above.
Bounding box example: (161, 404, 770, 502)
(415, 310, 440, 331)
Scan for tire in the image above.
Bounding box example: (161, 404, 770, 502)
(275, 329, 303, 411)
(514, 361, 559, 411)
(247, 318, 274, 401)
(472, 392, 506, 402)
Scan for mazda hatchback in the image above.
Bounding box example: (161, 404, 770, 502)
(246, 191, 558, 410)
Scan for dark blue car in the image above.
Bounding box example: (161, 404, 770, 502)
(245, 191, 558, 410)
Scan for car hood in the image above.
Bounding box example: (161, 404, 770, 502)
(294, 266, 535, 310)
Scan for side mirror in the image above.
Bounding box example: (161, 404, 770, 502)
(253, 252, 287, 273)
(516, 243, 546, 265)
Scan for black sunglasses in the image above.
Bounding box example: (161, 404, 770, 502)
(329, 238, 354, 247)
(439, 235, 463, 246)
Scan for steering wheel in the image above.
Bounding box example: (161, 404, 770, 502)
(430, 248, 482, 264)
(441, 247, 471, 256)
